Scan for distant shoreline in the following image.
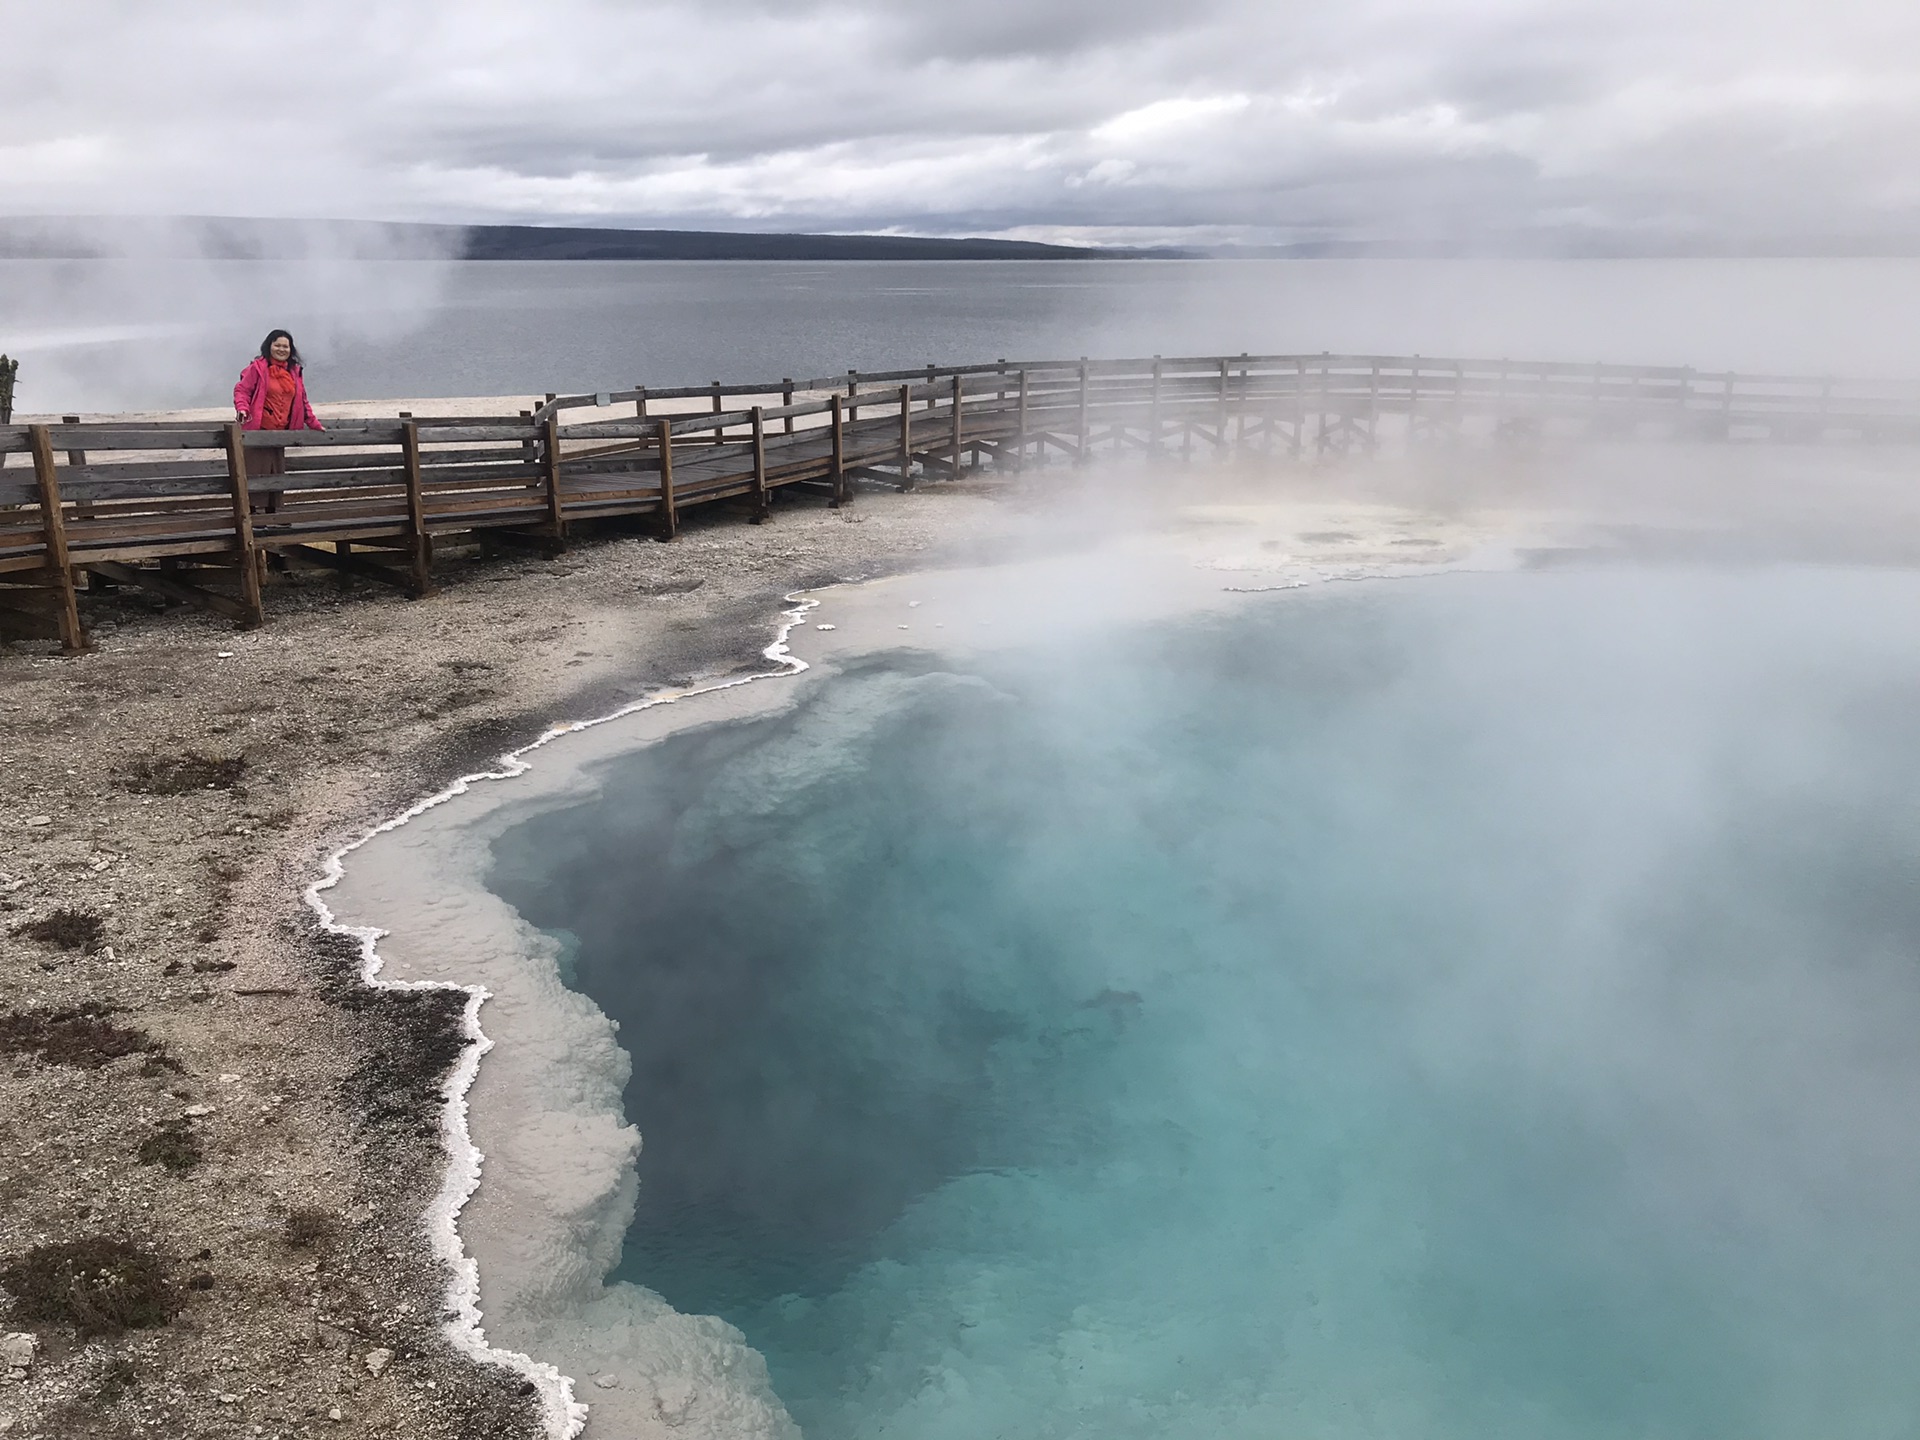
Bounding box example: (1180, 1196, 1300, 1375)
(4, 217, 1919, 262)
(0, 216, 1193, 262)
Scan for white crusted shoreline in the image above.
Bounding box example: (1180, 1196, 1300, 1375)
(303, 594, 820, 1438)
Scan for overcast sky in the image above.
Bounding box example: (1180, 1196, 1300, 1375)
(5, 0, 1920, 248)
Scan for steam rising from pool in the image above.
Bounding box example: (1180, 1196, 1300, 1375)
(488, 568, 1920, 1438)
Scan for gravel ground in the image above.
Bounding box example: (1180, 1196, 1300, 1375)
(0, 469, 1027, 1440)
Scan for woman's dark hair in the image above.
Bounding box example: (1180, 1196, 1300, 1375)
(258, 329, 302, 367)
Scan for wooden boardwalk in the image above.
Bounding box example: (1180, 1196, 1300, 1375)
(6, 352, 1920, 651)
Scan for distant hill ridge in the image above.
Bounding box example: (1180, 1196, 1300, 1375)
(0, 217, 1190, 261)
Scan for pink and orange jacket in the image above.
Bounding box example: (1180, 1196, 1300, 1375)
(232, 357, 324, 432)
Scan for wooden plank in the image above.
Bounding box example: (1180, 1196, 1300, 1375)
(242, 424, 407, 447)
(81, 560, 258, 624)
(27, 426, 85, 651)
(54, 457, 235, 486)
(45, 425, 229, 449)
(405, 423, 538, 442)
(277, 542, 416, 590)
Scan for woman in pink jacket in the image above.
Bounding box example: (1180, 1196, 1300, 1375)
(233, 329, 324, 479)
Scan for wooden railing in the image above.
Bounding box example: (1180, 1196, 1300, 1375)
(6, 352, 1920, 651)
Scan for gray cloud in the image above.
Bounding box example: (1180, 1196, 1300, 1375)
(2, 0, 1918, 249)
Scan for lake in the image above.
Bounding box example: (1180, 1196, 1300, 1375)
(6, 257, 1920, 413)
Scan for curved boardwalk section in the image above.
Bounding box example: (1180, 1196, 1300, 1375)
(5, 352, 1919, 650)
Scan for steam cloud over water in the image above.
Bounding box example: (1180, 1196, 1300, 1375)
(0, 217, 460, 413)
(487, 567, 1920, 1438)
(9, 254, 1920, 414)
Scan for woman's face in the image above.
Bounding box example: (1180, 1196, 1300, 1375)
(269, 335, 292, 363)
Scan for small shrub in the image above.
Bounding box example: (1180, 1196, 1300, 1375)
(120, 753, 247, 796)
(0, 1238, 180, 1338)
(11, 907, 105, 953)
(97, 1355, 139, 1402)
(284, 1208, 336, 1250)
(136, 1121, 202, 1174)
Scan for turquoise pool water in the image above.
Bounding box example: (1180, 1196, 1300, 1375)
(489, 568, 1920, 1438)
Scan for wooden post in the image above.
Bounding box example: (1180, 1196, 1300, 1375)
(58, 415, 99, 522)
(1015, 369, 1029, 471)
(1077, 360, 1090, 465)
(1367, 365, 1381, 450)
(400, 420, 433, 597)
(27, 424, 85, 652)
(1216, 359, 1230, 457)
(0, 354, 16, 426)
(848, 371, 860, 427)
(899, 384, 914, 490)
(829, 394, 847, 505)
(635, 388, 648, 422)
(220, 424, 265, 628)
(1234, 354, 1250, 453)
(541, 415, 568, 545)
(1149, 356, 1163, 454)
(950, 374, 964, 476)
(655, 418, 678, 540)
(749, 407, 771, 521)
(782, 380, 795, 435)
(1316, 354, 1331, 454)
(59, 416, 87, 469)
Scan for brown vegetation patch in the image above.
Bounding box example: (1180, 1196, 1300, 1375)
(283, 1207, 336, 1250)
(0, 1003, 180, 1072)
(313, 931, 467, 1135)
(119, 752, 248, 795)
(0, 1237, 181, 1338)
(136, 1119, 202, 1173)
(11, 906, 106, 952)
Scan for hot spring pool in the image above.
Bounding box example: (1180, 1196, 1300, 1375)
(486, 567, 1920, 1439)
